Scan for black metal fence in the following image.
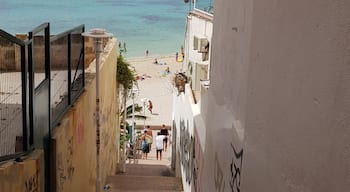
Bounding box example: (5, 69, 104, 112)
(0, 23, 85, 161)
(50, 25, 85, 127)
(28, 23, 51, 149)
(0, 29, 27, 159)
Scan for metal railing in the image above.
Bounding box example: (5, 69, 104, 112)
(50, 25, 85, 127)
(0, 29, 27, 160)
(0, 23, 85, 161)
(28, 22, 51, 148)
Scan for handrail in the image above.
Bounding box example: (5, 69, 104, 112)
(50, 24, 85, 42)
(29, 22, 49, 36)
(49, 24, 85, 127)
(0, 29, 25, 46)
(0, 150, 32, 162)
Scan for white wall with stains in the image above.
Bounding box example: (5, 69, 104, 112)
(199, 0, 350, 191)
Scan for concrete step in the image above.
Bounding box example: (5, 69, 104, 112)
(106, 175, 183, 192)
(124, 164, 175, 177)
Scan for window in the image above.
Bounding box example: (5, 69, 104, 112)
(198, 38, 209, 53)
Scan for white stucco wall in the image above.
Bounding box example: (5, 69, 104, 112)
(187, 15, 212, 64)
(173, 85, 201, 192)
(199, 0, 350, 191)
(174, 9, 213, 192)
(197, 0, 253, 190)
(183, 11, 213, 91)
(243, 1, 350, 191)
(184, 12, 213, 66)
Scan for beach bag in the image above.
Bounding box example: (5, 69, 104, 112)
(145, 135, 153, 144)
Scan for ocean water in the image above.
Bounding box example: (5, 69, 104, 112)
(0, 0, 189, 57)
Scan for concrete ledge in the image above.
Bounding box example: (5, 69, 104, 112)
(135, 125, 171, 130)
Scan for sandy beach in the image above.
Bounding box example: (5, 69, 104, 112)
(125, 53, 183, 128)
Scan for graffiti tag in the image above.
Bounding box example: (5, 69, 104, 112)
(230, 143, 243, 192)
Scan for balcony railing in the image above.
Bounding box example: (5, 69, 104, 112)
(194, 0, 214, 15)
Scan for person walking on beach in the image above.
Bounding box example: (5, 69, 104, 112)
(175, 52, 178, 61)
(144, 125, 153, 137)
(146, 49, 149, 56)
(181, 45, 185, 59)
(165, 67, 170, 74)
(160, 124, 169, 151)
(153, 58, 158, 64)
(155, 132, 166, 160)
(147, 100, 153, 114)
(140, 130, 150, 159)
(144, 125, 153, 151)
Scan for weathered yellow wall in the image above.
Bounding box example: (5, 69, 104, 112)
(52, 38, 119, 192)
(84, 37, 110, 69)
(97, 38, 120, 186)
(0, 150, 45, 192)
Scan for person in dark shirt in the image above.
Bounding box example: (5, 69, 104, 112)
(160, 124, 169, 151)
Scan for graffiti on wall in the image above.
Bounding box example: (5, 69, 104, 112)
(57, 136, 75, 191)
(75, 111, 84, 144)
(192, 136, 199, 191)
(25, 171, 38, 192)
(230, 143, 243, 192)
(214, 142, 243, 192)
(214, 152, 225, 192)
(95, 106, 110, 152)
(193, 128, 202, 192)
(179, 119, 194, 184)
(103, 111, 111, 148)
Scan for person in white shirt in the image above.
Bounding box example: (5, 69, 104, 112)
(155, 132, 166, 160)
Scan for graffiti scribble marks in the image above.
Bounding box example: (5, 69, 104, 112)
(214, 152, 225, 192)
(230, 143, 243, 192)
(180, 119, 194, 184)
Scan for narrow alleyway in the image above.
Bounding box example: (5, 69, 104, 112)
(106, 55, 183, 191)
(106, 130, 183, 192)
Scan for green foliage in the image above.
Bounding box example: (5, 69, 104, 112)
(117, 55, 139, 146)
(117, 55, 136, 90)
(119, 124, 131, 147)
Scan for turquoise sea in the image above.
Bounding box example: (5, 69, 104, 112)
(0, 0, 189, 57)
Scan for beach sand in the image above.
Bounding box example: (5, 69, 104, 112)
(125, 54, 183, 128)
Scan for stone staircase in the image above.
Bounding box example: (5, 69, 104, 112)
(106, 164, 183, 192)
